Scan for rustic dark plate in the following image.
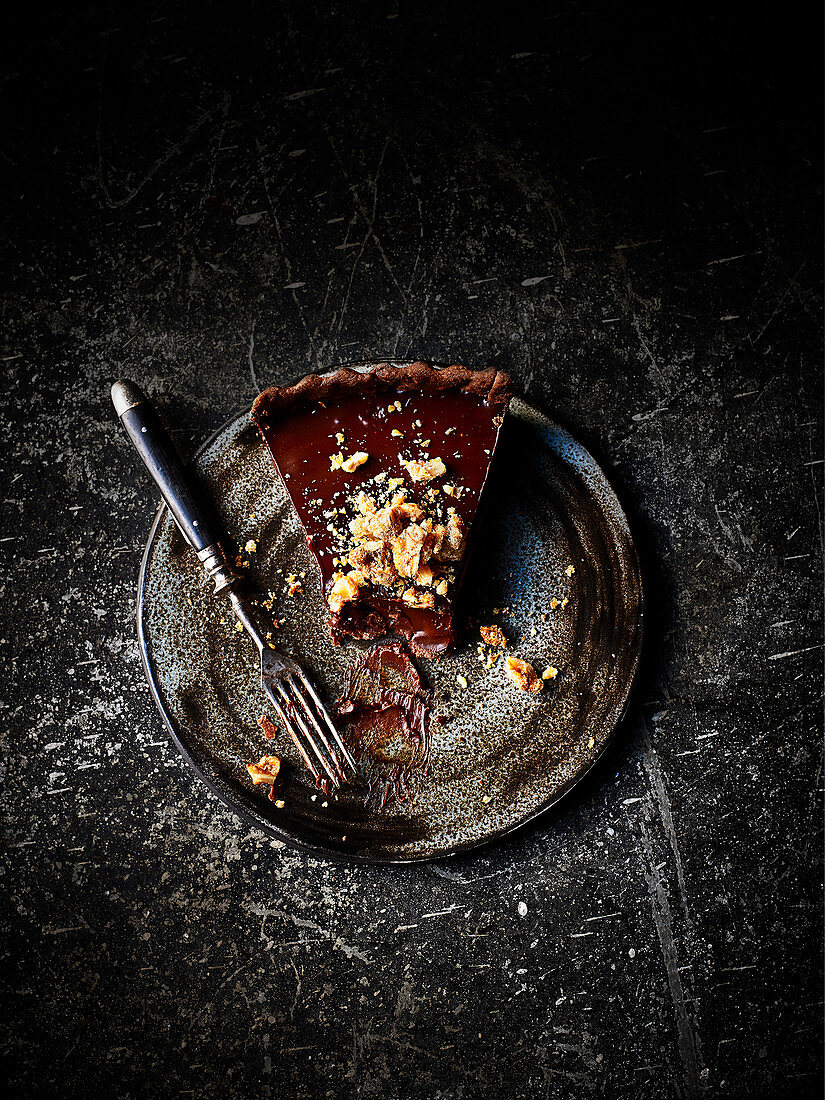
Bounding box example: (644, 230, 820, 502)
(137, 365, 643, 863)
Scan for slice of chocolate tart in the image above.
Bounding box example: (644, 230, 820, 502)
(251, 361, 510, 658)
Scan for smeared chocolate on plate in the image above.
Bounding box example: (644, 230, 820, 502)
(336, 643, 434, 808)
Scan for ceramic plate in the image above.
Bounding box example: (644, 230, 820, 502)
(137, 365, 643, 862)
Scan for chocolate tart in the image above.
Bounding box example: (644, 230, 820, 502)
(251, 361, 510, 657)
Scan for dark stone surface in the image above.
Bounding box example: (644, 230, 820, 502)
(2, 4, 821, 1097)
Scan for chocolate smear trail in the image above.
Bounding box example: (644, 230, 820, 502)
(336, 643, 434, 809)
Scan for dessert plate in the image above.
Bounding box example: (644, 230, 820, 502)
(137, 365, 643, 862)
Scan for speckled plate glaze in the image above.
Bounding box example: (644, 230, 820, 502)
(137, 364, 643, 863)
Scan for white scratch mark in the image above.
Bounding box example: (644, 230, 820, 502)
(420, 904, 459, 920)
(640, 816, 705, 1097)
(248, 905, 372, 964)
(284, 88, 325, 101)
(707, 251, 763, 265)
(768, 645, 823, 660)
(247, 321, 259, 393)
(642, 724, 690, 921)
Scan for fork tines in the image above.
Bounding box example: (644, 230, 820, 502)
(266, 672, 357, 792)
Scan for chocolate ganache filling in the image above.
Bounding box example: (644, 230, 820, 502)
(251, 362, 510, 657)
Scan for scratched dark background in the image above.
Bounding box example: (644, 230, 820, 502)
(1, 2, 822, 1098)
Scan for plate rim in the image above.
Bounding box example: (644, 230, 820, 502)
(135, 366, 645, 864)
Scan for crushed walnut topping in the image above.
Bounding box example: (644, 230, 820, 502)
(330, 451, 369, 472)
(285, 574, 303, 596)
(328, 572, 362, 613)
(542, 666, 559, 680)
(327, 490, 467, 613)
(343, 451, 369, 472)
(505, 656, 543, 694)
(402, 587, 435, 609)
(480, 624, 506, 647)
(565, 564, 576, 576)
(403, 456, 447, 482)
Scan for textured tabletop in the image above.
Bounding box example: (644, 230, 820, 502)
(2, 4, 822, 1098)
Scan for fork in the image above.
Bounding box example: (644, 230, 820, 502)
(111, 380, 357, 792)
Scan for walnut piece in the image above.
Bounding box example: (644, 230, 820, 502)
(330, 451, 369, 472)
(247, 755, 282, 785)
(480, 625, 506, 647)
(342, 451, 369, 472)
(328, 572, 363, 613)
(504, 656, 543, 694)
(401, 587, 435, 609)
(403, 457, 447, 482)
(258, 715, 279, 740)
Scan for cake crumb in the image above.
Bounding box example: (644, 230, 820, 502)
(542, 666, 559, 680)
(480, 624, 506, 647)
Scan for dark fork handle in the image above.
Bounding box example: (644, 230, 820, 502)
(111, 380, 238, 593)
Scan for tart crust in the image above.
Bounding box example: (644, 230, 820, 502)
(251, 361, 510, 423)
